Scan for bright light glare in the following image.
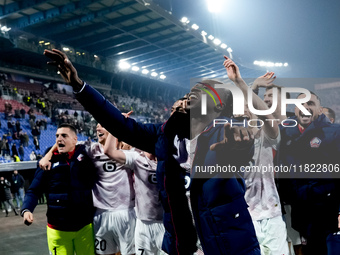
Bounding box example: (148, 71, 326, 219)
(227, 47, 233, 53)
(132, 66, 140, 71)
(213, 38, 221, 45)
(0, 26, 11, 32)
(181, 17, 189, 23)
(142, 69, 149, 74)
(208, 35, 214, 40)
(63, 47, 70, 51)
(191, 24, 199, 30)
(207, 0, 223, 13)
(253, 60, 289, 67)
(151, 72, 158, 77)
(119, 62, 130, 70)
(220, 43, 227, 49)
(160, 74, 166, 80)
(201, 31, 207, 36)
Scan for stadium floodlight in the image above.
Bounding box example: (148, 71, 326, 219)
(207, 0, 223, 13)
(39, 41, 44, 44)
(213, 38, 221, 45)
(227, 47, 233, 53)
(160, 74, 166, 80)
(119, 61, 131, 70)
(142, 69, 149, 74)
(0, 26, 11, 32)
(208, 35, 214, 40)
(94, 55, 98, 58)
(63, 47, 70, 51)
(151, 72, 158, 77)
(254, 60, 288, 67)
(181, 17, 190, 24)
(132, 66, 140, 71)
(220, 43, 227, 49)
(44, 42, 50, 45)
(191, 24, 199, 30)
(201, 31, 207, 36)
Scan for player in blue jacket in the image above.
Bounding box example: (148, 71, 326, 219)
(21, 123, 96, 255)
(279, 92, 340, 255)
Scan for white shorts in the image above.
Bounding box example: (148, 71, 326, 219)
(135, 218, 167, 255)
(253, 215, 289, 255)
(93, 208, 136, 255)
(284, 204, 302, 246)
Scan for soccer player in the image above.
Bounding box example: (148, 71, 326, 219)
(40, 123, 136, 255)
(21, 123, 96, 255)
(104, 133, 165, 255)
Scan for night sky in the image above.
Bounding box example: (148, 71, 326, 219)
(164, 0, 340, 79)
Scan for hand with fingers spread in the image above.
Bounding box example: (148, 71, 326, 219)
(223, 55, 242, 82)
(252, 72, 276, 91)
(43, 49, 83, 91)
(210, 123, 254, 151)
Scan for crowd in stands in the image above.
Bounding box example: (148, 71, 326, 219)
(0, 72, 173, 163)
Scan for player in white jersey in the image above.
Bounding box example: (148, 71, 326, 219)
(39, 123, 136, 255)
(90, 124, 136, 255)
(104, 133, 166, 255)
(224, 57, 288, 255)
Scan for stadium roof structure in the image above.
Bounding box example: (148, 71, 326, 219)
(0, 0, 262, 87)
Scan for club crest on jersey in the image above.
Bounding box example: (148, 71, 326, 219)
(77, 154, 84, 161)
(310, 137, 321, 148)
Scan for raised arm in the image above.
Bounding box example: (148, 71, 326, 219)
(44, 49, 160, 154)
(103, 133, 126, 165)
(223, 56, 278, 139)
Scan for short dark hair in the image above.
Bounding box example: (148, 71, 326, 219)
(58, 123, 77, 135)
(323, 107, 336, 121)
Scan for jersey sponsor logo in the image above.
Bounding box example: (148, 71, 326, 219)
(148, 173, 157, 184)
(103, 162, 117, 172)
(310, 137, 321, 148)
(77, 154, 84, 161)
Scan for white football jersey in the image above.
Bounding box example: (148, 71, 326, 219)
(85, 142, 135, 210)
(124, 150, 163, 222)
